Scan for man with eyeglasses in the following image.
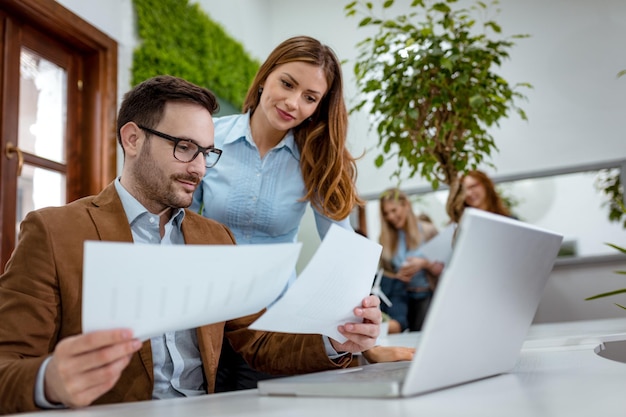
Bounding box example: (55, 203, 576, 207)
(0, 75, 382, 414)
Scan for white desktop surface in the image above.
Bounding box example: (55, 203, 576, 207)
(378, 316, 626, 350)
(9, 318, 626, 417)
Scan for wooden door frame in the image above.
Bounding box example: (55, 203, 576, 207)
(0, 0, 118, 268)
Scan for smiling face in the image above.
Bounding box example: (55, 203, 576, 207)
(381, 199, 409, 231)
(255, 61, 328, 133)
(121, 101, 214, 213)
(463, 174, 488, 210)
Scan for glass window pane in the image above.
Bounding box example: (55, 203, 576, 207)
(16, 166, 66, 236)
(19, 48, 67, 163)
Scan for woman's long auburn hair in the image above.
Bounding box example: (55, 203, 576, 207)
(378, 188, 423, 263)
(463, 170, 511, 216)
(242, 36, 363, 220)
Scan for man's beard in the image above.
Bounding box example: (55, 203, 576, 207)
(134, 143, 200, 210)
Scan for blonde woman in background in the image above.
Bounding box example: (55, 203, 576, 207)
(378, 188, 443, 333)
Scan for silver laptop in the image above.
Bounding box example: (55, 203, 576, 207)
(258, 208, 564, 398)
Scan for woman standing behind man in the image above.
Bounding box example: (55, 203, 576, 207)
(378, 189, 443, 333)
(192, 36, 410, 391)
(192, 35, 359, 248)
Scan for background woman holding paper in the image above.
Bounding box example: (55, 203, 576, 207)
(378, 188, 443, 333)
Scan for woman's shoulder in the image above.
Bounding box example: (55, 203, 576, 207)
(214, 112, 243, 125)
(213, 113, 247, 147)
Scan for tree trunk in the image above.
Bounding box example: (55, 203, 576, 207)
(446, 176, 465, 224)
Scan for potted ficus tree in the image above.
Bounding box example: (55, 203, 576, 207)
(345, 0, 530, 221)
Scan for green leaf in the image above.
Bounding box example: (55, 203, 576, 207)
(485, 21, 501, 33)
(618, 69, 626, 78)
(585, 289, 626, 300)
(383, 0, 394, 8)
(359, 17, 373, 27)
(605, 242, 626, 254)
(469, 95, 484, 107)
(432, 3, 452, 13)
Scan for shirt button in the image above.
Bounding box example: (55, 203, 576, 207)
(149, 217, 155, 224)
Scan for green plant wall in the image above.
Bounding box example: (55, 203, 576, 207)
(132, 0, 260, 112)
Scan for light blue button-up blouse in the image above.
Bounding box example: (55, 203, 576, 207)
(191, 112, 352, 245)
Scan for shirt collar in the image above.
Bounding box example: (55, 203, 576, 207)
(223, 111, 300, 160)
(114, 177, 185, 225)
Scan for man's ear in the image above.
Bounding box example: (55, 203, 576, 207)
(119, 122, 142, 157)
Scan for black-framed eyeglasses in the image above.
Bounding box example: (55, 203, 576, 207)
(137, 125, 222, 168)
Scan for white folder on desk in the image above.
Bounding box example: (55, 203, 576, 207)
(258, 209, 563, 398)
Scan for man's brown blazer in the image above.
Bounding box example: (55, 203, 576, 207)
(0, 183, 349, 415)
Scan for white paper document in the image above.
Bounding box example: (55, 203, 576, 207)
(250, 225, 383, 342)
(82, 241, 301, 340)
(419, 223, 457, 265)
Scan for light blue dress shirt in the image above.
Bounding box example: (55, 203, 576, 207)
(392, 229, 430, 299)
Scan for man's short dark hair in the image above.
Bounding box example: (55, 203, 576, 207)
(116, 75, 219, 150)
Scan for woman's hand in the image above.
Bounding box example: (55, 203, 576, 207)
(362, 345, 415, 363)
(427, 261, 445, 277)
(396, 257, 429, 282)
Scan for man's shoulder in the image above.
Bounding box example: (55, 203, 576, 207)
(31, 194, 99, 219)
(37, 183, 117, 213)
(183, 209, 236, 244)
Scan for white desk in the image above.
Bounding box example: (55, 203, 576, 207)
(10, 318, 626, 417)
(378, 316, 626, 350)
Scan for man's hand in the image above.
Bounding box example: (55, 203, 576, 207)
(44, 329, 142, 408)
(330, 295, 381, 353)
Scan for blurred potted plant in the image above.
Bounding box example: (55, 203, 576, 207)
(595, 168, 625, 229)
(594, 71, 626, 229)
(584, 244, 626, 309)
(586, 70, 626, 308)
(345, 0, 530, 221)
(585, 198, 626, 309)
